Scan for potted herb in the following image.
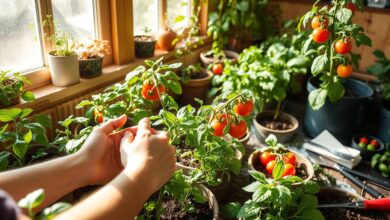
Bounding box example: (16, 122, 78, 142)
(367, 49, 390, 143)
(134, 27, 156, 58)
(222, 170, 323, 219)
(299, 0, 374, 144)
(137, 171, 219, 220)
(75, 39, 111, 78)
(0, 108, 52, 170)
(178, 63, 213, 106)
(44, 15, 80, 87)
(0, 70, 35, 107)
(248, 134, 314, 184)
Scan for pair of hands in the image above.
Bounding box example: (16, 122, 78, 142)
(76, 115, 176, 194)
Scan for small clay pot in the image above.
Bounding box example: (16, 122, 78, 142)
(48, 50, 80, 87)
(253, 111, 299, 143)
(247, 149, 314, 185)
(179, 69, 213, 106)
(78, 56, 103, 78)
(134, 35, 156, 58)
(199, 50, 239, 68)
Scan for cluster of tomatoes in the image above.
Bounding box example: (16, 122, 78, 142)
(311, 2, 357, 79)
(358, 137, 379, 151)
(260, 151, 297, 177)
(211, 100, 253, 139)
(141, 79, 166, 101)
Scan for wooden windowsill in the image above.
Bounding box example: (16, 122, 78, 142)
(13, 37, 212, 112)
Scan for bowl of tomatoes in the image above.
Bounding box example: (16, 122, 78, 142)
(351, 135, 385, 161)
(248, 148, 314, 185)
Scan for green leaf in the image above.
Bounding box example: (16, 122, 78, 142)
(40, 202, 72, 219)
(221, 203, 241, 218)
(336, 8, 352, 24)
(253, 187, 272, 203)
(299, 209, 324, 220)
(298, 194, 318, 212)
(0, 110, 13, 122)
(308, 88, 327, 110)
(0, 151, 11, 171)
(107, 103, 127, 115)
(304, 181, 320, 194)
(248, 170, 267, 183)
(354, 34, 372, 47)
(242, 181, 261, 193)
(237, 200, 260, 218)
(21, 91, 35, 102)
(372, 49, 386, 60)
(174, 15, 185, 23)
(167, 80, 182, 95)
(327, 82, 345, 102)
(13, 140, 28, 160)
(273, 160, 285, 180)
(23, 130, 33, 143)
(144, 60, 154, 67)
(265, 134, 278, 147)
(311, 55, 328, 76)
(20, 108, 33, 119)
(75, 100, 93, 109)
(35, 114, 52, 128)
(18, 188, 45, 210)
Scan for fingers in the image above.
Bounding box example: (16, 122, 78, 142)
(121, 131, 135, 147)
(137, 118, 152, 136)
(155, 130, 169, 141)
(100, 115, 128, 134)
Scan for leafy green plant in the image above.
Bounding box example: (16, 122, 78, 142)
(53, 115, 92, 154)
(43, 15, 75, 56)
(0, 70, 35, 107)
(298, 0, 372, 110)
(313, 164, 337, 187)
(179, 63, 204, 83)
(367, 50, 390, 101)
(222, 170, 324, 220)
(0, 108, 51, 169)
(137, 170, 208, 220)
(18, 188, 71, 220)
(210, 32, 311, 119)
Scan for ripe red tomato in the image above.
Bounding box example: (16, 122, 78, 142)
(359, 137, 369, 144)
(260, 151, 277, 166)
(141, 80, 165, 101)
(282, 163, 296, 177)
(94, 109, 103, 124)
(346, 2, 357, 13)
(211, 119, 227, 137)
(370, 139, 378, 147)
(337, 64, 352, 78)
(234, 100, 254, 116)
(282, 152, 297, 166)
(312, 28, 330, 44)
(266, 160, 277, 174)
(311, 15, 328, 30)
(216, 113, 231, 123)
(229, 120, 247, 139)
(212, 63, 223, 75)
(334, 39, 352, 55)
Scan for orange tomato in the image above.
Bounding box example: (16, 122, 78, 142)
(282, 163, 296, 177)
(234, 100, 254, 116)
(337, 64, 353, 78)
(266, 160, 277, 174)
(312, 28, 330, 44)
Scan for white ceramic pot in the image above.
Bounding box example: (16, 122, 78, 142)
(48, 51, 80, 87)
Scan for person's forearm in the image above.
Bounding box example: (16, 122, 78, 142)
(55, 167, 151, 220)
(0, 153, 89, 209)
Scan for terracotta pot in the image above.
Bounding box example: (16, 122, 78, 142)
(78, 56, 103, 78)
(253, 111, 299, 143)
(199, 50, 239, 68)
(248, 149, 314, 185)
(157, 28, 177, 51)
(134, 35, 156, 58)
(179, 69, 213, 106)
(198, 184, 219, 220)
(48, 50, 80, 87)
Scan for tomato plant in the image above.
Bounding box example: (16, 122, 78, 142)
(299, 0, 372, 110)
(0, 70, 35, 107)
(229, 120, 247, 139)
(260, 151, 276, 166)
(311, 15, 328, 29)
(141, 79, 166, 101)
(234, 100, 253, 116)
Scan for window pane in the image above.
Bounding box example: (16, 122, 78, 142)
(167, 0, 190, 28)
(0, 0, 44, 72)
(133, 0, 158, 36)
(52, 0, 97, 43)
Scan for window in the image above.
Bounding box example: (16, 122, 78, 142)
(0, 0, 44, 72)
(167, 0, 190, 28)
(133, 0, 159, 36)
(52, 0, 98, 43)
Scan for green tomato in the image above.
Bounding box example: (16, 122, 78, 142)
(358, 142, 366, 148)
(367, 144, 375, 151)
(379, 163, 389, 173)
(382, 172, 389, 178)
(380, 155, 388, 163)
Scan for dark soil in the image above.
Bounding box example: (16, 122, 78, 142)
(257, 117, 293, 131)
(176, 142, 200, 169)
(139, 196, 214, 220)
(345, 89, 359, 98)
(317, 190, 387, 220)
(383, 100, 390, 111)
(190, 72, 209, 80)
(253, 159, 309, 180)
(134, 35, 154, 42)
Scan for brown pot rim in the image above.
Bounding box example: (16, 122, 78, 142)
(226, 129, 250, 143)
(253, 111, 299, 133)
(247, 149, 314, 185)
(78, 56, 104, 61)
(200, 50, 239, 63)
(198, 184, 219, 220)
(134, 35, 156, 42)
(181, 69, 213, 87)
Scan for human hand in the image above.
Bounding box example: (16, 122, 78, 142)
(76, 115, 130, 185)
(120, 118, 176, 194)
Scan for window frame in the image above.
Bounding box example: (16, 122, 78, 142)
(21, 0, 208, 90)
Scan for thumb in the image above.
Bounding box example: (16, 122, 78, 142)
(137, 117, 152, 135)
